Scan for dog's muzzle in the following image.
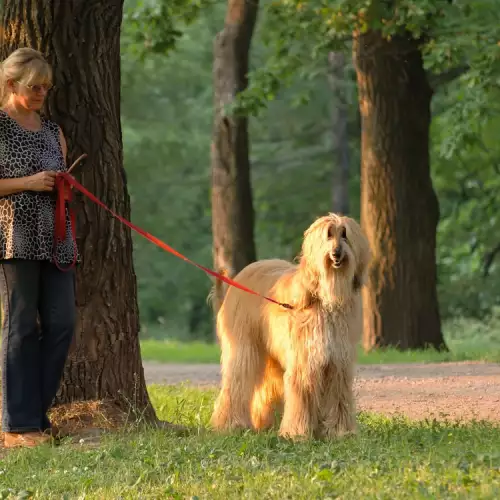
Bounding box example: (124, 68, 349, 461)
(331, 246, 345, 268)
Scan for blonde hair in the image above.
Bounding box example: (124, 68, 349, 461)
(0, 48, 52, 106)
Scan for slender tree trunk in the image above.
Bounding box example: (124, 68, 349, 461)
(353, 31, 447, 351)
(0, 0, 156, 419)
(328, 51, 350, 215)
(210, 0, 259, 314)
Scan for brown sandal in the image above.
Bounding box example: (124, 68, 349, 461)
(3, 431, 52, 448)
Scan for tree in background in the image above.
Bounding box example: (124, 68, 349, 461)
(233, 0, 500, 351)
(328, 51, 351, 216)
(234, 1, 447, 349)
(210, 0, 260, 313)
(0, 0, 155, 419)
(350, 1, 499, 350)
(120, 0, 500, 346)
(353, 29, 443, 350)
(124, 0, 260, 324)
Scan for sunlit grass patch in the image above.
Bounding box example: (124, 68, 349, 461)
(1, 385, 499, 499)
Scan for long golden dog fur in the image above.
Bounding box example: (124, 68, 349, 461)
(209, 213, 372, 440)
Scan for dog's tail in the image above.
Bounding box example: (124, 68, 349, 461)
(206, 267, 231, 312)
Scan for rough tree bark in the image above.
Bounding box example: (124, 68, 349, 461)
(0, 0, 156, 419)
(211, 0, 259, 314)
(353, 31, 447, 351)
(328, 51, 350, 215)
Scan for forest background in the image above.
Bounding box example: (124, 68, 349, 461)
(121, 0, 500, 349)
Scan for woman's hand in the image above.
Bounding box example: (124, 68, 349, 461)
(27, 171, 57, 192)
(60, 174, 74, 201)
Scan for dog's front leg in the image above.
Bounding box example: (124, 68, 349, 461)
(279, 370, 314, 440)
(320, 363, 356, 439)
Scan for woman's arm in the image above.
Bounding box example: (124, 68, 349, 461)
(0, 172, 57, 196)
(0, 176, 36, 196)
(58, 126, 68, 165)
(0, 125, 67, 197)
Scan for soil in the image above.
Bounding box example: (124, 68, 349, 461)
(0, 361, 498, 455)
(143, 361, 500, 423)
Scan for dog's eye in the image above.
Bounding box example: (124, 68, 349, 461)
(341, 227, 347, 240)
(327, 225, 335, 239)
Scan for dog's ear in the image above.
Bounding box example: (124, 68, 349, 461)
(344, 217, 372, 288)
(292, 258, 319, 310)
(353, 274, 361, 292)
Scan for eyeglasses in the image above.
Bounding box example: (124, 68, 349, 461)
(16, 81, 53, 94)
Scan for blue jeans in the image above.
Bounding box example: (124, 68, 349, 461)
(0, 260, 76, 433)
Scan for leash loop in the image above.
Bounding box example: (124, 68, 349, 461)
(53, 174, 77, 272)
(53, 172, 293, 310)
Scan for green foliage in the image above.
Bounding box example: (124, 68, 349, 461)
(123, 0, 216, 58)
(431, 73, 500, 318)
(121, 30, 216, 340)
(2, 386, 500, 498)
(233, 0, 500, 115)
(240, 0, 500, 322)
(121, 0, 362, 340)
(120, 0, 500, 339)
(140, 339, 221, 363)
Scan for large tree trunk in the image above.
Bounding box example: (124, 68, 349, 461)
(0, 1, 156, 419)
(210, 0, 259, 314)
(328, 51, 350, 215)
(353, 31, 447, 351)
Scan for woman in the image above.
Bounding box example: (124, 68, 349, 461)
(0, 47, 78, 448)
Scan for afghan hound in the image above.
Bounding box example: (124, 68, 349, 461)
(209, 213, 372, 440)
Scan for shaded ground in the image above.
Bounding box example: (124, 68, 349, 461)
(0, 400, 126, 456)
(144, 361, 500, 423)
(1, 361, 498, 455)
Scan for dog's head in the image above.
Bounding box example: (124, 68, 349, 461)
(298, 213, 371, 305)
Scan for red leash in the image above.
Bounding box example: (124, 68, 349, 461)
(53, 172, 293, 310)
(53, 175, 78, 272)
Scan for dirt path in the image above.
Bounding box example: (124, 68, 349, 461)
(144, 361, 500, 423)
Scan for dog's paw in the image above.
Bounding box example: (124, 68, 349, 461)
(278, 424, 314, 442)
(319, 420, 357, 440)
(278, 431, 310, 442)
(210, 414, 254, 433)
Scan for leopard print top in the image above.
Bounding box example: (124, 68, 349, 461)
(0, 110, 78, 266)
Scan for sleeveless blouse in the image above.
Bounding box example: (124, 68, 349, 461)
(0, 110, 78, 265)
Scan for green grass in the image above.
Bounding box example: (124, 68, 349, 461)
(1, 385, 500, 499)
(140, 339, 221, 364)
(140, 315, 500, 365)
(139, 338, 500, 365)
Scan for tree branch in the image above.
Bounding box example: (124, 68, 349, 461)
(428, 64, 469, 90)
(482, 242, 500, 278)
